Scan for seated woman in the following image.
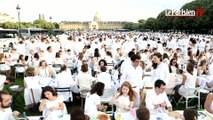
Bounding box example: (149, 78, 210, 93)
(24, 67, 42, 108)
(109, 81, 136, 118)
(197, 59, 208, 89)
(204, 93, 213, 114)
(39, 86, 67, 118)
(84, 82, 107, 116)
(37, 60, 55, 87)
(178, 62, 198, 96)
(169, 58, 179, 74)
(183, 109, 198, 120)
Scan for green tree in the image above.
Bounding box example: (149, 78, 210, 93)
(53, 22, 59, 29)
(123, 22, 140, 30)
(33, 19, 55, 29)
(2, 22, 19, 29)
(144, 17, 156, 30)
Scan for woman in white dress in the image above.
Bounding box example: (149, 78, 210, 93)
(110, 81, 136, 119)
(178, 62, 197, 96)
(39, 86, 67, 118)
(37, 60, 55, 87)
(24, 67, 42, 108)
(37, 60, 54, 77)
(84, 82, 107, 117)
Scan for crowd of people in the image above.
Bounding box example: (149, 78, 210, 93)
(0, 31, 212, 120)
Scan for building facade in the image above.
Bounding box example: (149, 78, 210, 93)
(0, 12, 15, 23)
(59, 12, 126, 30)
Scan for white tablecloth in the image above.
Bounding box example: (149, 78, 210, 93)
(27, 115, 70, 120)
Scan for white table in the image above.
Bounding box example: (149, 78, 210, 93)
(115, 110, 211, 120)
(27, 115, 70, 120)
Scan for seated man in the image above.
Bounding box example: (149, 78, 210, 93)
(97, 66, 114, 89)
(136, 106, 150, 120)
(0, 91, 20, 120)
(145, 79, 172, 114)
(0, 75, 15, 90)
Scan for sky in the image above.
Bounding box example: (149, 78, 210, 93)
(0, 0, 194, 23)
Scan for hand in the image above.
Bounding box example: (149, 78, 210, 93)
(41, 99, 46, 106)
(160, 102, 167, 108)
(12, 111, 20, 117)
(102, 105, 108, 112)
(49, 107, 58, 111)
(168, 107, 173, 112)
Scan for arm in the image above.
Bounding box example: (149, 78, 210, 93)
(109, 94, 119, 105)
(145, 91, 155, 110)
(163, 92, 173, 112)
(204, 94, 213, 114)
(181, 74, 187, 85)
(197, 67, 201, 76)
(120, 70, 127, 87)
(39, 99, 46, 112)
(50, 103, 65, 111)
(124, 101, 134, 111)
(23, 79, 27, 88)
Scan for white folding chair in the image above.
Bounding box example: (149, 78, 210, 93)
(52, 64, 62, 74)
(100, 88, 116, 116)
(177, 87, 200, 109)
(14, 64, 25, 78)
(54, 87, 73, 102)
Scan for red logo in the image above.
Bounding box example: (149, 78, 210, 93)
(195, 8, 204, 16)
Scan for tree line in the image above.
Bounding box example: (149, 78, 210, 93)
(123, 0, 213, 34)
(0, 19, 59, 29)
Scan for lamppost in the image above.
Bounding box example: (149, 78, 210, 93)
(49, 16, 52, 23)
(16, 4, 21, 29)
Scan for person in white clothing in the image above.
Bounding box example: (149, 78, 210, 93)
(55, 65, 79, 101)
(0, 91, 20, 120)
(109, 81, 136, 114)
(0, 75, 14, 90)
(84, 82, 107, 116)
(39, 86, 66, 118)
(151, 52, 170, 85)
(97, 66, 113, 89)
(24, 67, 42, 107)
(76, 64, 93, 91)
(178, 62, 197, 96)
(145, 80, 172, 114)
(120, 51, 135, 74)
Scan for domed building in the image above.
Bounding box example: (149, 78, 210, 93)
(0, 12, 15, 23)
(59, 12, 126, 30)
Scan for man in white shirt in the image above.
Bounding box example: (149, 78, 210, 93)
(120, 51, 135, 74)
(55, 65, 78, 101)
(145, 80, 172, 114)
(0, 91, 20, 120)
(97, 66, 113, 89)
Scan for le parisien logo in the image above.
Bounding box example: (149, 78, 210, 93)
(165, 8, 204, 17)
